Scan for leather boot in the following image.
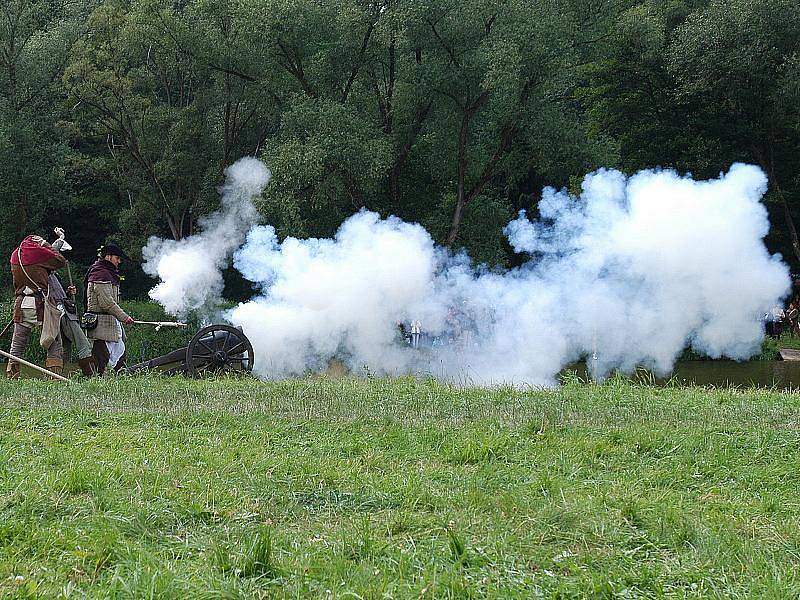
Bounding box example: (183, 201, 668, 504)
(92, 341, 109, 376)
(5, 363, 19, 379)
(6, 324, 31, 379)
(78, 356, 97, 377)
(44, 358, 63, 378)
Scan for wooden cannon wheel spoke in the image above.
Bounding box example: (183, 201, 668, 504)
(227, 342, 247, 356)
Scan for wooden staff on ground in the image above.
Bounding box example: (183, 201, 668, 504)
(0, 348, 69, 382)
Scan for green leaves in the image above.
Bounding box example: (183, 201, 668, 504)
(1, 0, 799, 278)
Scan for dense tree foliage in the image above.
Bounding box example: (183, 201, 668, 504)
(0, 0, 798, 295)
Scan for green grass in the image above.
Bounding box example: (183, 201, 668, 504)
(774, 332, 800, 351)
(2, 376, 800, 598)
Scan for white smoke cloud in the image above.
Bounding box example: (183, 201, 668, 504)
(225, 163, 788, 385)
(491, 163, 789, 380)
(144, 160, 790, 385)
(142, 157, 271, 316)
(229, 212, 439, 376)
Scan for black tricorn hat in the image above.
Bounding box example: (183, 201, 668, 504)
(99, 242, 132, 261)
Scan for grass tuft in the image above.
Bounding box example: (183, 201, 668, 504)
(239, 528, 277, 579)
(446, 526, 469, 566)
(443, 428, 512, 465)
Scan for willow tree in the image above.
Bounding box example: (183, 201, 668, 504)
(241, 0, 397, 237)
(63, 0, 277, 242)
(243, 0, 615, 260)
(408, 0, 619, 248)
(0, 0, 89, 253)
(669, 0, 800, 263)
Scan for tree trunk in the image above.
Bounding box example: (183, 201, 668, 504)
(166, 213, 183, 241)
(446, 104, 473, 246)
(758, 143, 800, 265)
(778, 188, 800, 265)
(446, 93, 512, 246)
(388, 100, 432, 206)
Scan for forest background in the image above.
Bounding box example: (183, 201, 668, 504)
(1, 0, 798, 299)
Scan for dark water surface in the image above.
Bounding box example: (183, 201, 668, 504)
(568, 360, 800, 390)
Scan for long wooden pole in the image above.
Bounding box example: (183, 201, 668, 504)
(0, 349, 70, 382)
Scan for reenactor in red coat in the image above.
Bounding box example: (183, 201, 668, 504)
(7, 234, 67, 378)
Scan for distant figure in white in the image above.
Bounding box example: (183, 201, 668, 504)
(765, 304, 786, 338)
(410, 320, 422, 349)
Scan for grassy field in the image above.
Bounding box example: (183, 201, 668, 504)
(1, 376, 800, 598)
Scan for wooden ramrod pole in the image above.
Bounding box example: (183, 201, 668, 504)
(0, 349, 70, 382)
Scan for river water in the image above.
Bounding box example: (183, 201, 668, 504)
(567, 360, 800, 390)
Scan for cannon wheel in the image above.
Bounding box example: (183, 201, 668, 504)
(185, 324, 255, 376)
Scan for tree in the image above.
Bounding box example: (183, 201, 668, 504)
(668, 0, 800, 263)
(578, 1, 709, 174)
(0, 0, 89, 257)
(410, 0, 619, 246)
(63, 0, 277, 242)
(244, 0, 396, 237)
(241, 0, 618, 262)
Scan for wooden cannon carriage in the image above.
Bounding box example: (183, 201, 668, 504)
(125, 324, 255, 376)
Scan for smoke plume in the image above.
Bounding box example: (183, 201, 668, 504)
(142, 157, 271, 316)
(146, 161, 790, 385)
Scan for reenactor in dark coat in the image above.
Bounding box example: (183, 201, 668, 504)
(84, 243, 135, 374)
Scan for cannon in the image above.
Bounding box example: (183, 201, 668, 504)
(125, 324, 255, 376)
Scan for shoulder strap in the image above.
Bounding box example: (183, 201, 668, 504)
(17, 246, 46, 296)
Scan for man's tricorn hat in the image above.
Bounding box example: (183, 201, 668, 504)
(99, 242, 132, 261)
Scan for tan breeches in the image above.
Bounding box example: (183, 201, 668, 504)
(5, 308, 64, 375)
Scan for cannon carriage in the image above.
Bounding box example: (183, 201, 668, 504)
(125, 324, 255, 376)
